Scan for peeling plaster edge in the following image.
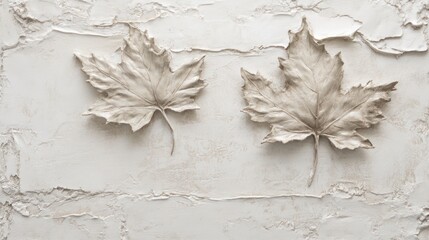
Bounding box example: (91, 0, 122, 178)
(357, 32, 428, 56)
(170, 45, 287, 55)
(7, 184, 404, 205)
(0, 202, 13, 239)
(51, 27, 124, 38)
(2, 24, 427, 58)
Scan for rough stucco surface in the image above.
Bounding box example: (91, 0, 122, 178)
(0, 0, 429, 239)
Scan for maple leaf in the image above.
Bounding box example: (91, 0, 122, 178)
(75, 27, 206, 154)
(241, 18, 397, 186)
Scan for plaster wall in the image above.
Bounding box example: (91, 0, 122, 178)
(0, 0, 429, 239)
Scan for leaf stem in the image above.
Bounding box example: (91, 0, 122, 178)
(307, 134, 319, 186)
(160, 109, 175, 155)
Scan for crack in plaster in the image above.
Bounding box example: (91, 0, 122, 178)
(3, 0, 428, 57)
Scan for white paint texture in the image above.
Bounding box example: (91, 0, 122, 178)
(0, 0, 428, 239)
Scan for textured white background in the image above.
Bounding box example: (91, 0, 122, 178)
(1, 0, 429, 239)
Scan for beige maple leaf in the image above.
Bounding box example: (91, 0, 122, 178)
(241, 18, 397, 186)
(75, 27, 206, 154)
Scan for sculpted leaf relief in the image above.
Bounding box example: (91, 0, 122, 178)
(241, 19, 398, 186)
(76, 28, 206, 154)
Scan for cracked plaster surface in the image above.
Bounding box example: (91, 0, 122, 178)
(0, 0, 429, 239)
